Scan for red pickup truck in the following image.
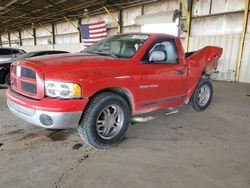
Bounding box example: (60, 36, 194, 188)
(6, 33, 222, 149)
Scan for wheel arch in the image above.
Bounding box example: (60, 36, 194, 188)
(188, 77, 213, 111)
(88, 87, 135, 114)
(186, 72, 212, 103)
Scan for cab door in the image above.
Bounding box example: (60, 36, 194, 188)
(138, 38, 187, 108)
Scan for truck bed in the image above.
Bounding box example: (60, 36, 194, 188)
(185, 46, 223, 100)
(185, 51, 197, 58)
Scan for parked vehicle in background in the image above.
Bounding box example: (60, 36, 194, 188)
(0, 50, 69, 85)
(6, 33, 222, 149)
(0, 47, 26, 63)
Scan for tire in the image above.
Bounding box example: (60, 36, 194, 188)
(189, 78, 213, 111)
(77, 92, 131, 149)
(5, 73, 10, 85)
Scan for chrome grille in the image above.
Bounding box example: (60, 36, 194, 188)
(11, 65, 39, 98)
(21, 82, 37, 94)
(21, 67, 36, 79)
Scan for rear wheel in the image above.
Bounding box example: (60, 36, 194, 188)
(77, 92, 130, 149)
(189, 78, 213, 111)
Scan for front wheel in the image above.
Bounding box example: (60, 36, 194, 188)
(77, 92, 131, 149)
(189, 78, 213, 111)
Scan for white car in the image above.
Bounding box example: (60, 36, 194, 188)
(0, 47, 26, 63)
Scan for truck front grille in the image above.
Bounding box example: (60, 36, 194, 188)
(21, 81, 37, 94)
(21, 67, 36, 79)
(10, 65, 43, 99)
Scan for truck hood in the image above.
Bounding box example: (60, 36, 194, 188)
(16, 53, 128, 73)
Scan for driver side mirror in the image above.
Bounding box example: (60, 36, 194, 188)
(149, 50, 166, 62)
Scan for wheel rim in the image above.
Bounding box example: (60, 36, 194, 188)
(197, 85, 211, 106)
(96, 105, 124, 139)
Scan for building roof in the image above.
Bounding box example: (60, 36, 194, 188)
(0, 0, 158, 34)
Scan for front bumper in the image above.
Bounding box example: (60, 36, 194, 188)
(6, 88, 88, 129)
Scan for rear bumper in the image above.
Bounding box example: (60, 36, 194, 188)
(6, 88, 88, 129)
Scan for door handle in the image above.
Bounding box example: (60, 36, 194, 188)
(176, 70, 185, 75)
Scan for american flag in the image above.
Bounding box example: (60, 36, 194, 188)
(80, 21, 108, 47)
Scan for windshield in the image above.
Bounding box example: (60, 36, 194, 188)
(83, 34, 150, 58)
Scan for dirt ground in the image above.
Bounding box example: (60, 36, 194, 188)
(0, 81, 250, 188)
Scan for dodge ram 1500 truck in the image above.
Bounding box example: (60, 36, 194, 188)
(6, 33, 222, 149)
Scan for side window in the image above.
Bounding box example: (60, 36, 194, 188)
(163, 41, 179, 64)
(144, 39, 179, 64)
(11, 49, 20, 54)
(0, 49, 12, 55)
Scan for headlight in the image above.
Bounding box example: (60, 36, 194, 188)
(45, 80, 81, 99)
